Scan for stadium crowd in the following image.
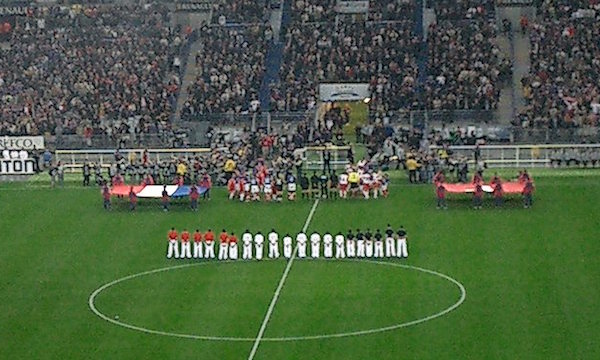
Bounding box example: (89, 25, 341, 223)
(426, 19, 511, 111)
(516, 1, 600, 130)
(180, 24, 269, 119)
(0, 4, 186, 139)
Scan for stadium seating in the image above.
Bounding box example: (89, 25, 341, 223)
(516, 1, 600, 129)
(181, 25, 269, 119)
(0, 4, 185, 138)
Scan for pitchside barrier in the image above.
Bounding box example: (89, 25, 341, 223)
(55, 148, 211, 172)
(429, 144, 600, 168)
(55, 143, 600, 172)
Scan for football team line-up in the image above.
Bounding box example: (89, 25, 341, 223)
(165, 227, 409, 261)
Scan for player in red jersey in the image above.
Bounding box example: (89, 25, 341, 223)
(490, 172, 501, 187)
(227, 176, 236, 200)
(518, 169, 531, 184)
(128, 186, 137, 211)
(166, 228, 179, 259)
(228, 232, 238, 260)
(472, 170, 483, 185)
(522, 179, 534, 208)
(181, 229, 191, 259)
(433, 170, 445, 185)
(473, 182, 483, 209)
(102, 183, 111, 210)
(436, 183, 447, 209)
(193, 229, 203, 258)
(204, 229, 215, 259)
(493, 182, 504, 207)
(190, 186, 199, 211)
(201, 174, 212, 200)
(218, 230, 229, 260)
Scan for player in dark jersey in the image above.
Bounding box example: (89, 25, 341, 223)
(310, 172, 320, 199)
(300, 173, 310, 199)
(329, 171, 338, 199)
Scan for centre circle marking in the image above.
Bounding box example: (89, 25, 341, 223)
(89, 260, 466, 342)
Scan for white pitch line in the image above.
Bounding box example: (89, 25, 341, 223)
(246, 199, 320, 360)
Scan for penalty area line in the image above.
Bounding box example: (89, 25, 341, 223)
(246, 198, 320, 360)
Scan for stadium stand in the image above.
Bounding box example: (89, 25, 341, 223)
(516, 0, 600, 130)
(180, 24, 269, 119)
(0, 4, 185, 140)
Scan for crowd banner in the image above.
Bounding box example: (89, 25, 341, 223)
(0, 5, 29, 16)
(0, 136, 44, 150)
(319, 83, 370, 102)
(174, 0, 213, 13)
(0, 158, 36, 175)
(496, 0, 534, 6)
(336, 0, 369, 13)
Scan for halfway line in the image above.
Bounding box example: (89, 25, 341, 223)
(246, 198, 320, 360)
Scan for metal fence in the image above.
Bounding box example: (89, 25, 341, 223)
(379, 110, 497, 127)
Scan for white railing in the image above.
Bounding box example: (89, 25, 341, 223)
(55, 148, 211, 172)
(430, 143, 600, 168)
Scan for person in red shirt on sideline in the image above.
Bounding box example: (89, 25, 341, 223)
(493, 182, 504, 207)
(181, 229, 191, 259)
(112, 173, 124, 186)
(190, 186, 199, 211)
(433, 170, 445, 186)
(218, 230, 229, 260)
(161, 185, 169, 212)
(522, 179, 534, 208)
(436, 184, 447, 210)
(142, 173, 154, 186)
(518, 169, 531, 184)
(201, 174, 212, 200)
(227, 176, 236, 200)
(204, 229, 215, 259)
(228, 232, 238, 260)
(102, 183, 111, 210)
(174, 175, 184, 186)
(193, 229, 203, 258)
(128, 186, 137, 211)
(166, 227, 179, 259)
(490, 172, 501, 187)
(472, 170, 483, 185)
(473, 182, 483, 209)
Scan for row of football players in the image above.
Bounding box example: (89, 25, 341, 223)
(226, 170, 390, 202)
(166, 228, 408, 260)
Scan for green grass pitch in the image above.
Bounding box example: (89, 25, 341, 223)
(1, 170, 599, 359)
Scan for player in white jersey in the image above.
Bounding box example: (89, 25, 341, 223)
(356, 229, 366, 258)
(250, 178, 260, 201)
(334, 232, 345, 258)
(282, 234, 293, 259)
(346, 230, 356, 258)
(296, 232, 307, 258)
(242, 230, 253, 260)
(263, 176, 273, 202)
(364, 229, 374, 257)
(373, 229, 384, 258)
(287, 174, 297, 201)
(323, 232, 333, 258)
(385, 225, 396, 257)
(361, 173, 372, 199)
(339, 172, 349, 199)
(396, 227, 408, 258)
(372, 172, 382, 199)
(310, 232, 321, 258)
(254, 231, 265, 260)
(268, 229, 280, 259)
(242, 178, 251, 202)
